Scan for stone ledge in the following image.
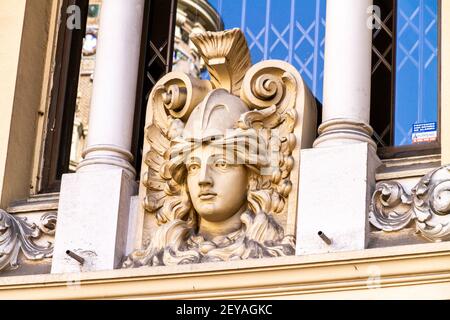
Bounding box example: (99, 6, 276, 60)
(376, 154, 441, 181)
(1, 242, 450, 299)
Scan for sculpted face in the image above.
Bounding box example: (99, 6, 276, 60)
(186, 144, 248, 223)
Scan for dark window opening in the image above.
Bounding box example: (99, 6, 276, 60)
(132, 0, 177, 176)
(40, 0, 177, 193)
(40, 0, 89, 193)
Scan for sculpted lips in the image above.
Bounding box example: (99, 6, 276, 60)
(198, 191, 217, 200)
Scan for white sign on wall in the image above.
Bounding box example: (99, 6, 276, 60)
(412, 122, 438, 144)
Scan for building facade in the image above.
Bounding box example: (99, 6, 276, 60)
(0, 0, 450, 299)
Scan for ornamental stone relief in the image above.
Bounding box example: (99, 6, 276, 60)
(369, 164, 450, 242)
(124, 28, 317, 267)
(0, 210, 55, 271)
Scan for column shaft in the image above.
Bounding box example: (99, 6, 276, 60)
(314, 0, 376, 150)
(77, 0, 145, 177)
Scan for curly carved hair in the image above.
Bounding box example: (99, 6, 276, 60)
(123, 119, 295, 267)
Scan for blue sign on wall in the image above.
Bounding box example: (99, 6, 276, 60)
(412, 122, 438, 144)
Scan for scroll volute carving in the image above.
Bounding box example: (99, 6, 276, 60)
(369, 165, 450, 242)
(130, 28, 317, 267)
(149, 72, 212, 135)
(241, 60, 317, 149)
(369, 181, 414, 232)
(239, 60, 317, 234)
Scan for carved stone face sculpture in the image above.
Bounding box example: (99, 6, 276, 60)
(123, 28, 317, 268)
(186, 144, 248, 226)
(122, 88, 295, 267)
(182, 89, 250, 237)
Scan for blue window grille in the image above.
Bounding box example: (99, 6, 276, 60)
(394, 0, 439, 146)
(206, 0, 440, 149)
(208, 0, 327, 102)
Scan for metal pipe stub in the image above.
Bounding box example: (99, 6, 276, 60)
(318, 231, 332, 245)
(66, 250, 85, 265)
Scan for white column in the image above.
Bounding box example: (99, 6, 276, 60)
(77, 0, 145, 178)
(52, 0, 144, 273)
(296, 0, 380, 255)
(313, 0, 376, 150)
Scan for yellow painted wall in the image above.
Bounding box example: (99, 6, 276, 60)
(0, 1, 27, 208)
(0, 0, 54, 207)
(442, 0, 450, 165)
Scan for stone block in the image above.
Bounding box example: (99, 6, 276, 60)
(296, 142, 380, 255)
(51, 168, 137, 274)
(125, 195, 139, 256)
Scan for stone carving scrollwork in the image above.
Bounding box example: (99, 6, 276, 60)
(369, 165, 450, 242)
(413, 165, 450, 240)
(124, 28, 317, 267)
(369, 181, 414, 231)
(0, 210, 55, 271)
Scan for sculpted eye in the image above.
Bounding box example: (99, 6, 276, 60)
(187, 163, 200, 174)
(214, 159, 228, 169)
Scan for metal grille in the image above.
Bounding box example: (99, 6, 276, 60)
(206, 0, 440, 149)
(394, 0, 438, 146)
(371, 0, 395, 148)
(132, 0, 177, 175)
(209, 0, 326, 101)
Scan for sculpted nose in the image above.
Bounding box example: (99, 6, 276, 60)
(198, 164, 213, 187)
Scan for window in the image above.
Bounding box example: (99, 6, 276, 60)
(371, 0, 440, 158)
(395, 0, 439, 146)
(132, 0, 177, 172)
(40, 0, 89, 192)
(39, 0, 177, 193)
(209, 0, 440, 158)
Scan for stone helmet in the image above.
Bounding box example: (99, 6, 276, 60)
(182, 88, 250, 142)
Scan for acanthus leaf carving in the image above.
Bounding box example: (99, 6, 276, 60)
(369, 165, 450, 242)
(412, 165, 450, 241)
(369, 181, 414, 232)
(0, 210, 55, 271)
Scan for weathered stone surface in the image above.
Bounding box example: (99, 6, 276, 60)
(296, 142, 380, 255)
(51, 169, 137, 274)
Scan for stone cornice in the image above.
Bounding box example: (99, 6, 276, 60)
(2, 242, 450, 299)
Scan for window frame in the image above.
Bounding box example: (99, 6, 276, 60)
(40, 0, 89, 193)
(372, 0, 442, 159)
